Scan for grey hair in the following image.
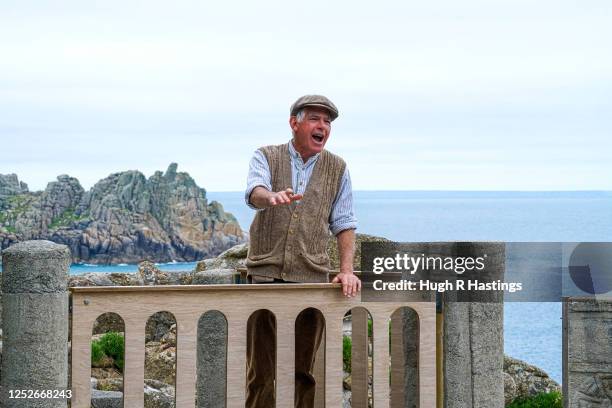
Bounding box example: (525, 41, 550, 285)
(291, 109, 307, 139)
(294, 107, 332, 123)
(295, 108, 306, 123)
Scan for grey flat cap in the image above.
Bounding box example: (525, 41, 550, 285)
(290, 95, 339, 121)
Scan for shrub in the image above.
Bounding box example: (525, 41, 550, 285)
(343, 336, 352, 373)
(98, 332, 125, 370)
(91, 341, 104, 365)
(507, 391, 563, 408)
(91, 332, 125, 371)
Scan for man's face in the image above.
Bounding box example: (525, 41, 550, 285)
(290, 107, 332, 160)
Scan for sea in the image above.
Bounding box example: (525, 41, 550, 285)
(205, 190, 611, 385)
(20, 191, 612, 383)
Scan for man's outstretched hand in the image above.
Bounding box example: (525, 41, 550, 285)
(249, 186, 303, 209)
(267, 188, 303, 206)
(332, 272, 361, 297)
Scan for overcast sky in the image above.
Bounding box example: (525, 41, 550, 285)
(1, 0, 610, 191)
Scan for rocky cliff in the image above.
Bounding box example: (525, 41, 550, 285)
(0, 164, 245, 264)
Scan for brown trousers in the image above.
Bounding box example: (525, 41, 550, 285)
(246, 276, 325, 408)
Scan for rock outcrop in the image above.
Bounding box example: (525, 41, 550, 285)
(0, 164, 245, 264)
(504, 355, 561, 405)
(195, 242, 248, 272)
(0, 174, 28, 199)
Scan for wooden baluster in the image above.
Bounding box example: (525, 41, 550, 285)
(313, 328, 326, 408)
(418, 303, 437, 408)
(226, 314, 248, 408)
(352, 307, 369, 408)
(70, 297, 95, 408)
(390, 310, 406, 408)
(124, 315, 146, 408)
(372, 311, 390, 408)
(325, 311, 343, 407)
(176, 316, 198, 408)
(276, 310, 296, 408)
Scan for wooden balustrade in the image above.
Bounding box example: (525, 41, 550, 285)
(70, 283, 436, 407)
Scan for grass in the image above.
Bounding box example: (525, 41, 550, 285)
(507, 391, 563, 408)
(0, 194, 34, 233)
(48, 207, 87, 229)
(1, 204, 87, 233)
(6, 194, 30, 207)
(6, 194, 31, 216)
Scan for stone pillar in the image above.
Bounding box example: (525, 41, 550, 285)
(1, 240, 71, 407)
(197, 310, 228, 408)
(442, 242, 505, 408)
(398, 307, 419, 408)
(563, 297, 612, 407)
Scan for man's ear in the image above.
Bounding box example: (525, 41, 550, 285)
(289, 116, 298, 132)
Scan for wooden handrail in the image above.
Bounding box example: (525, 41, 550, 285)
(70, 283, 343, 293)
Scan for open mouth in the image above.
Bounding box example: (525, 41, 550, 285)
(312, 133, 324, 143)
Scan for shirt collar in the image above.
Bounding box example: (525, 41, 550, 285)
(289, 139, 320, 167)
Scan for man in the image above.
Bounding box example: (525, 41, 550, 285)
(244, 95, 361, 408)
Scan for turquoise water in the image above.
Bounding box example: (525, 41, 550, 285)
(69, 261, 199, 274)
(11, 191, 612, 383)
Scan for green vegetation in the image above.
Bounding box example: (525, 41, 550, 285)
(48, 207, 85, 229)
(507, 391, 563, 408)
(91, 332, 125, 371)
(91, 341, 104, 363)
(0, 211, 14, 232)
(6, 194, 30, 208)
(343, 336, 352, 373)
(0, 194, 34, 233)
(1, 223, 16, 234)
(343, 316, 376, 374)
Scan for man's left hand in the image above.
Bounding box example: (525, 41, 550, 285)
(332, 272, 361, 297)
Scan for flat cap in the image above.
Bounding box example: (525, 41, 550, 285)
(290, 95, 339, 121)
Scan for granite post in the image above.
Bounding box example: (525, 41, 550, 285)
(1, 240, 71, 407)
(442, 242, 505, 408)
(196, 310, 228, 407)
(563, 297, 612, 407)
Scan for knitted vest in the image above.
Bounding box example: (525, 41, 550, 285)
(246, 143, 346, 283)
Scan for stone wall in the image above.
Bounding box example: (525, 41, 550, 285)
(563, 297, 612, 407)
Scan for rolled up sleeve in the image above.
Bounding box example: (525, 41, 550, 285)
(245, 150, 272, 210)
(329, 168, 358, 235)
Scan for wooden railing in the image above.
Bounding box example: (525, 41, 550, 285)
(70, 284, 436, 407)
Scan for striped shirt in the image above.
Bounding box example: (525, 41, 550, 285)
(245, 140, 357, 235)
